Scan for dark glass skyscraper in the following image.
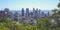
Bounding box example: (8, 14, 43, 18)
(21, 8, 24, 16)
(33, 8, 35, 13)
(35, 8, 39, 19)
(38, 9, 41, 18)
(48, 12, 49, 16)
(26, 8, 29, 17)
(33, 8, 35, 17)
(39, 9, 41, 14)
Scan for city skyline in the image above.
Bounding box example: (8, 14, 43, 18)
(0, 0, 59, 10)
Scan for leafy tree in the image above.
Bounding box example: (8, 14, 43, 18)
(37, 16, 52, 30)
(57, 0, 60, 8)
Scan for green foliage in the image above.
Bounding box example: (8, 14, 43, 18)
(0, 17, 38, 30)
(0, 17, 11, 23)
(58, 3, 60, 8)
(37, 17, 52, 30)
(52, 9, 58, 15)
(0, 16, 60, 30)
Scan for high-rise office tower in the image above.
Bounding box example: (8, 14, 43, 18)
(33, 8, 35, 17)
(33, 8, 35, 13)
(26, 8, 29, 17)
(41, 11, 45, 18)
(42, 11, 44, 16)
(35, 8, 39, 19)
(39, 9, 41, 14)
(35, 8, 38, 15)
(39, 9, 41, 18)
(36, 8, 38, 14)
(48, 12, 49, 16)
(14, 12, 20, 22)
(45, 14, 47, 17)
(21, 8, 24, 16)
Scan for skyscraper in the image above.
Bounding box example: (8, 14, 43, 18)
(48, 12, 49, 16)
(39, 9, 41, 14)
(26, 8, 29, 17)
(35, 8, 39, 19)
(33, 8, 35, 18)
(33, 8, 35, 13)
(14, 12, 20, 22)
(38, 9, 41, 18)
(21, 8, 24, 16)
(41, 11, 45, 18)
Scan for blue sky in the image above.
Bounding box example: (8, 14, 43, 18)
(0, 0, 59, 10)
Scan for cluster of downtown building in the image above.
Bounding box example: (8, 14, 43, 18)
(0, 8, 51, 25)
